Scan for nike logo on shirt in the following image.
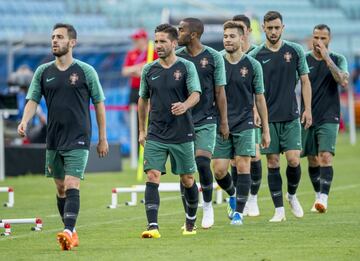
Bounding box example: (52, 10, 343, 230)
(151, 75, 160, 80)
(309, 66, 314, 70)
(262, 59, 271, 64)
(46, 77, 55, 82)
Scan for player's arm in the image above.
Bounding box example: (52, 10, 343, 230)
(171, 92, 200, 116)
(253, 103, 261, 128)
(18, 100, 38, 137)
(301, 74, 312, 129)
(255, 94, 270, 149)
(317, 41, 349, 88)
(138, 64, 151, 146)
(94, 101, 109, 158)
(215, 86, 229, 139)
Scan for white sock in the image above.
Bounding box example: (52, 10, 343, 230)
(203, 201, 212, 208)
(275, 207, 285, 214)
(64, 229, 72, 237)
(320, 193, 328, 201)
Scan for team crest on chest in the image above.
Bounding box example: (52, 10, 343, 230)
(200, 57, 209, 68)
(284, 52, 292, 63)
(240, 66, 248, 77)
(173, 70, 182, 81)
(69, 73, 79, 85)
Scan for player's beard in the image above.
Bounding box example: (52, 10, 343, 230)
(52, 42, 70, 57)
(225, 45, 240, 54)
(266, 33, 281, 45)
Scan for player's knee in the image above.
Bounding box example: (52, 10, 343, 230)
(307, 156, 319, 167)
(213, 168, 227, 179)
(319, 152, 333, 166)
(267, 156, 280, 168)
(181, 175, 194, 188)
(287, 157, 300, 167)
(146, 170, 161, 183)
(56, 184, 65, 197)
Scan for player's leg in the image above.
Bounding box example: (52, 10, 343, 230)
(169, 142, 198, 235)
(247, 141, 262, 217)
(141, 140, 167, 238)
(230, 160, 237, 186)
(308, 156, 320, 212)
(315, 123, 339, 213)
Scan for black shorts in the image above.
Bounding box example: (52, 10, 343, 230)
(129, 88, 139, 104)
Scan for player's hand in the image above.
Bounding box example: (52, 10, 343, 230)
(254, 110, 262, 128)
(97, 139, 109, 158)
(317, 40, 330, 61)
(219, 122, 229, 140)
(171, 102, 188, 116)
(17, 121, 28, 137)
(139, 130, 147, 147)
(301, 109, 312, 130)
(261, 130, 271, 149)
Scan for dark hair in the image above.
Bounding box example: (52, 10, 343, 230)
(232, 14, 251, 29)
(155, 23, 178, 40)
(263, 11, 283, 23)
(313, 24, 331, 35)
(223, 21, 244, 35)
(53, 23, 77, 39)
(182, 17, 204, 38)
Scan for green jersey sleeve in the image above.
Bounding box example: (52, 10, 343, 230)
(207, 47, 226, 86)
(182, 59, 202, 94)
(77, 60, 105, 104)
(248, 56, 265, 94)
(139, 63, 152, 99)
(26, 62, 52, 103)
(333, 52, 349, 74)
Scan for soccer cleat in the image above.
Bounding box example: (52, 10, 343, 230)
(180, 223, 197, 230)
(72, 231, 79, 247)
(315, 193, 328, 213)
(269, 208, 286, 222)
(57, 231, 73, 250)
(230, 212, 243, 225)
(286, 193, 304, 218)
(182, 223, 197, 236)
(141, 229, 161, 239)
(227, 196, 236, 220)
(247, 194, 260, 217)
(201, 202, 214, 229)
(311, 193, 321, 212)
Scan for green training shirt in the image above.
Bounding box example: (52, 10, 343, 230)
(26, 59, 105, 150)
(176, 45, 226, 126)
(139, 57, 201, 144)
(249, 40, 309, 122)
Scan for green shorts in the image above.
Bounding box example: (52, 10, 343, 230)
(45, 149, 89, 180)
(213, 128, 255, 159)
(255, 128, 262, 145)
(143, 140, 196, 175)
(301, 123, 339, 157)
(194, 124, 217, 154)
(261, 118, 301, 154)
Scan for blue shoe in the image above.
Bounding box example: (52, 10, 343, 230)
(227, 196, 236, 220)
(230, 212, 243, 225)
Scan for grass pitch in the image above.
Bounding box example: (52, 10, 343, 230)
(0, 133, 359, 261)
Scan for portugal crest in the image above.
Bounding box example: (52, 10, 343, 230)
(200, 57, 209, 68)
(240, 66, 248, 77)
(173, 70, 182, 81)
(284, 52, 292, 63)
(69, 73, 79, 85)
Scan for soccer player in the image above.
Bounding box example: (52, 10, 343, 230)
(231, 14, 263, 217)
(176, 18, 228, 228)
(249, 11, 312, 222)
(302, 24, 348, 213)
(138, 23, 201, 238)
(17, 23, 108, 250)
(213, 21, 270, 225)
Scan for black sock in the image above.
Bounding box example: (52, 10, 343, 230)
(268, 168, 283, 208)
(196, 156, 213, 203)
(180, 181, 187, 214)
(145, 182, 160, 228)
(184, 181, 198, 225)
(320, 166, 333, 195)
(56, 195, 66, 224)
(236, 174, 251, 213)
(231, 165, 238, 187)
(309, 166, 320, 193)
(250, 160, 262, 195)
(216, 173, 235, 197)
(286, 165, 301, 195)
(63, 189, 80, 232)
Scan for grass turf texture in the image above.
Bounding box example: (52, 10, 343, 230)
(0, 133, 359, 261)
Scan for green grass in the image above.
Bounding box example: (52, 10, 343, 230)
(1, 133, 360, 261)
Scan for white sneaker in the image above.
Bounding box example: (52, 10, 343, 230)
(201, 202, 214, 229)
(286, 193, 304, 218)
(311, 192, 321, 212)
(247, 194, 260, 217)
(269, 207, 286, 222)
(243, 202, 249, 216)
(315, 193, 328, 213)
